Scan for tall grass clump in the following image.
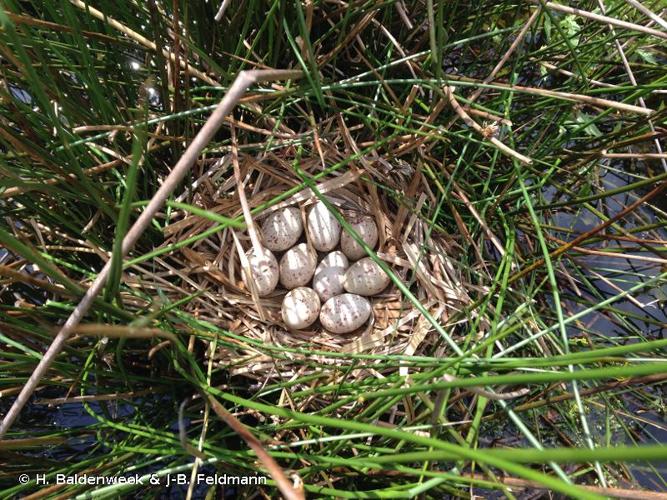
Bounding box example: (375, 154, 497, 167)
(1, 0, 666, 498)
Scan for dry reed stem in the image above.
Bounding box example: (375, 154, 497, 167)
(231, 229, 267, 321)
(446, 8, 540, 129)
(214, 0, 233, 22)
(530, 0, 667, 40)
(230, 145, 267, 321)
(230, 127, 263, 253)
(536, 59, 619, 88)
(400, 306, 444, 377)
(588, 268, 645, 308)
(444, 74, 656, 115)
(3, 11, 127, 44)
(441, 374, 531, 401)
(207, 395, 304, 500)
(177, 400, 208, 461)
(342, 306, 427, 353)
(35, 389, 160, 405)
(452, 187, 507, 257)
(463, 473, 667, 499)
(70, 324, 178, 343)
(598, 153, 667, 159)
(509, 82, 655, 115)
(543, 234, 667, 265)
(0, 265, 75, 298)
(1, 144, 164, 199)
(69, 0, 218, 85)
(623, 0, 667, 30)
(466, 108, 512, 126)
(597, 0, 667, 173)
(0, 436, 66, 448)
(0, 68, 303, 438)
(443, 86, 533, 165)
(510, 180, 667, 284)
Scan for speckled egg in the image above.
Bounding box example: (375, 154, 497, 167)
(341, 216, 378, 260)
(241, 246, 279, 297)
(318, 250, 349, 270)
(281, 287, 321, 329)
(307, 201, 341, 252)
(260, 207, 303, 251)
(343, 257, 391, 296)
(320, 293, 372, 333)
(279, 243, 317, 289)
(312, 251, 349, 302)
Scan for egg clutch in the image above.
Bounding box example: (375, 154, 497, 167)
(240, 200, 389, 333)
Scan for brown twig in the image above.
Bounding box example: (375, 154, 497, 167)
(214, 0, 233, 22)
(34, 389, 160, 405)
(0, 68, 302, 438)
(443, 86, 533, 165)
(2, 11, 126, 44)
(1, 143, 166, 199)
(69, 0, 217, 85)
(596, 0, 667, 173)
(509, 180, 667, 284)
(623, 0, 667, 30)
(443, 74, 655, 115)
(529, 0, 667, 40)
(69, 324, 178, 343)
(463, 472, 667, 499)
(446, 8, 541, 129)
(207, 395, 304, 500)
(442, 374, 530, 401)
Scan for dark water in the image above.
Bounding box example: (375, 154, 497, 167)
(547, 165, 667, 335)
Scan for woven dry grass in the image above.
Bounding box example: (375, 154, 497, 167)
(153, 143, 474, 382)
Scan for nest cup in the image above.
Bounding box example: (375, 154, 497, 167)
(166, 148, 471, 382)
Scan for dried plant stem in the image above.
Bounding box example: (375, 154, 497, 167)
(394, 0, 413, 29)
(231, 229, 267, 321)
(2, 143, 166, 199)
(587, 268, 644, 308)
(70, 324, 178, 343)
(214, 0, 233, 22)
(0, 265, 77, 298)
(442, 375, 530, 401)
(600, 153, 667, 159)
(622, 0, 667, 30)
(230, 127, 263, 253)
(34, 389, 159, 405)
(443, 86, 533, 165)
(529, 0, 667, 40)
(207, 395, 304, 500)
(178, 400, 208, 461)
(447, 9, 540, 129)
(229, 127, 270, 320)
(0, 69, 302, 438)
(547, 240, 667, 265)
(463, 473, 667, 499)
(486, 80, 654, 115)
(536, 60, 618, 88)
(69, 0, 218, 85)
(596, 0, 667, 173)
(509, 180, 667, 284)
(480, 8, 540, 91)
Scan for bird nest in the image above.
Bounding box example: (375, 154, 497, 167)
(158, 146, 472, 382)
